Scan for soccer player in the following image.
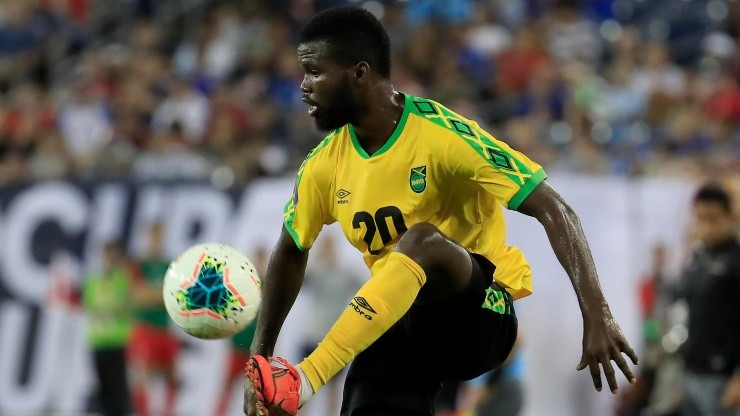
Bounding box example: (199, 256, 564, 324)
(244, 7, 638, 416)
(129, 223, 180, 416)
(82, 241, 134, 416)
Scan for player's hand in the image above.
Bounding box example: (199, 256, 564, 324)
(721, 376, 740, 409)
(576, 313, 638, 393)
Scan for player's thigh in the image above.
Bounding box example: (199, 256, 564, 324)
(411, 253, 518, 380)
(95, 348, 130, 399)
(146, 329, 179, 370)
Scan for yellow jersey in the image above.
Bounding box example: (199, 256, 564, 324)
(284, 94, 547, 299)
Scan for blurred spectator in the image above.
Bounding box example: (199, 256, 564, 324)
(0, 1, 56, 86)
(58, 65, 113, 172)
(466, 5, 511, 58)
(131, 123, 210, 181)
(0, 145, 29, 184)
(610, 26, 641, 68)
(0, 2, 44, 56)
(173, 5, 243, 82)
(545, 1, 601, 65)
(0, 82, 59, 180)
(129, 223, 181, 416)
(591, 60, 647, 143)
(82, 240, 134, 416)
(512, 60, 566, 126)
(704, 72, 740, 123)
(0, 0, 735, 184)
(151, 76, 210, 144)
(617, 244, 681, 416)
(633, 42, 687, 99)
(675, 184, 740, 416)
(28, 132, 69, 179)
(493, 24, 548, 96)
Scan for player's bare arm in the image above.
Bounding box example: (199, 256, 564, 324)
(245, 226, 308, 415)
(250, 226, 309, 356)
(516, 181, 638, 393)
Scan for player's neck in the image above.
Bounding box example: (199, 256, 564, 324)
(351, 87, 404, 156)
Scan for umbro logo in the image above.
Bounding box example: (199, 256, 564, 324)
(353, 297, 376, 313)
(349, 296, 376, 320)
(336, 189, 350, 204)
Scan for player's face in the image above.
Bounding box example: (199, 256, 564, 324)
(693, 201, 735, 247)
(147, 225, 165, 256)
(103, 246, 123, 271)
(298, 40, 362, 131)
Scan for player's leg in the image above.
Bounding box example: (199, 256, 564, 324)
(339, 248, 514, 416)
(95, 348, 132, 416)
(128, 325, 152, 416)
(129, 364, 150, 416)
(418, 254, 518, 381)
(106, 348, 133, 416)
(249, 223, 485, 414)
(436, 380, 462, 415)
(342, 224, 493, 416)
(92, 349, 112, 416)
(159, 330, 180, 416)
(338, 309, 442, 416)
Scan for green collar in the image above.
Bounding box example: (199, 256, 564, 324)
(348, 93, 410, 159)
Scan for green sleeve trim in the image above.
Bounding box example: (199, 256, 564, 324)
(508, 169, 547, 210)
(282, 133, 337, 253)
(283, 220, 308, 252)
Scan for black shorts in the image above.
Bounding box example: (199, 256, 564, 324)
(340, 253, 518, 416)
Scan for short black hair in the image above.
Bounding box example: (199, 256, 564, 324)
(300, 6, 391, 78)
(693, 183, 733, 213)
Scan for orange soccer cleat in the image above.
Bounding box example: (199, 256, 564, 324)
(246, 355, 302, 415)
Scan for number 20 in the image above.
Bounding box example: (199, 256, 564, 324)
(352, 206, 408, 255)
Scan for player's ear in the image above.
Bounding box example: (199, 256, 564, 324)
(354, 62, 370, 82)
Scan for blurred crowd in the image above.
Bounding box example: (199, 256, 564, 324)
(0, 0, 738, 186)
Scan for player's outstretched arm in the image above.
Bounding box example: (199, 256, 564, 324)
(516, 181, 638, 393)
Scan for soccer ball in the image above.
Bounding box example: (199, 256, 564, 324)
(163, 243, 261, 339)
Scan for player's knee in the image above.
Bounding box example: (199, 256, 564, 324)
(396, 223, 472, 297)
(395, 222, 449, 268)
(397, 222, 441, 250)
